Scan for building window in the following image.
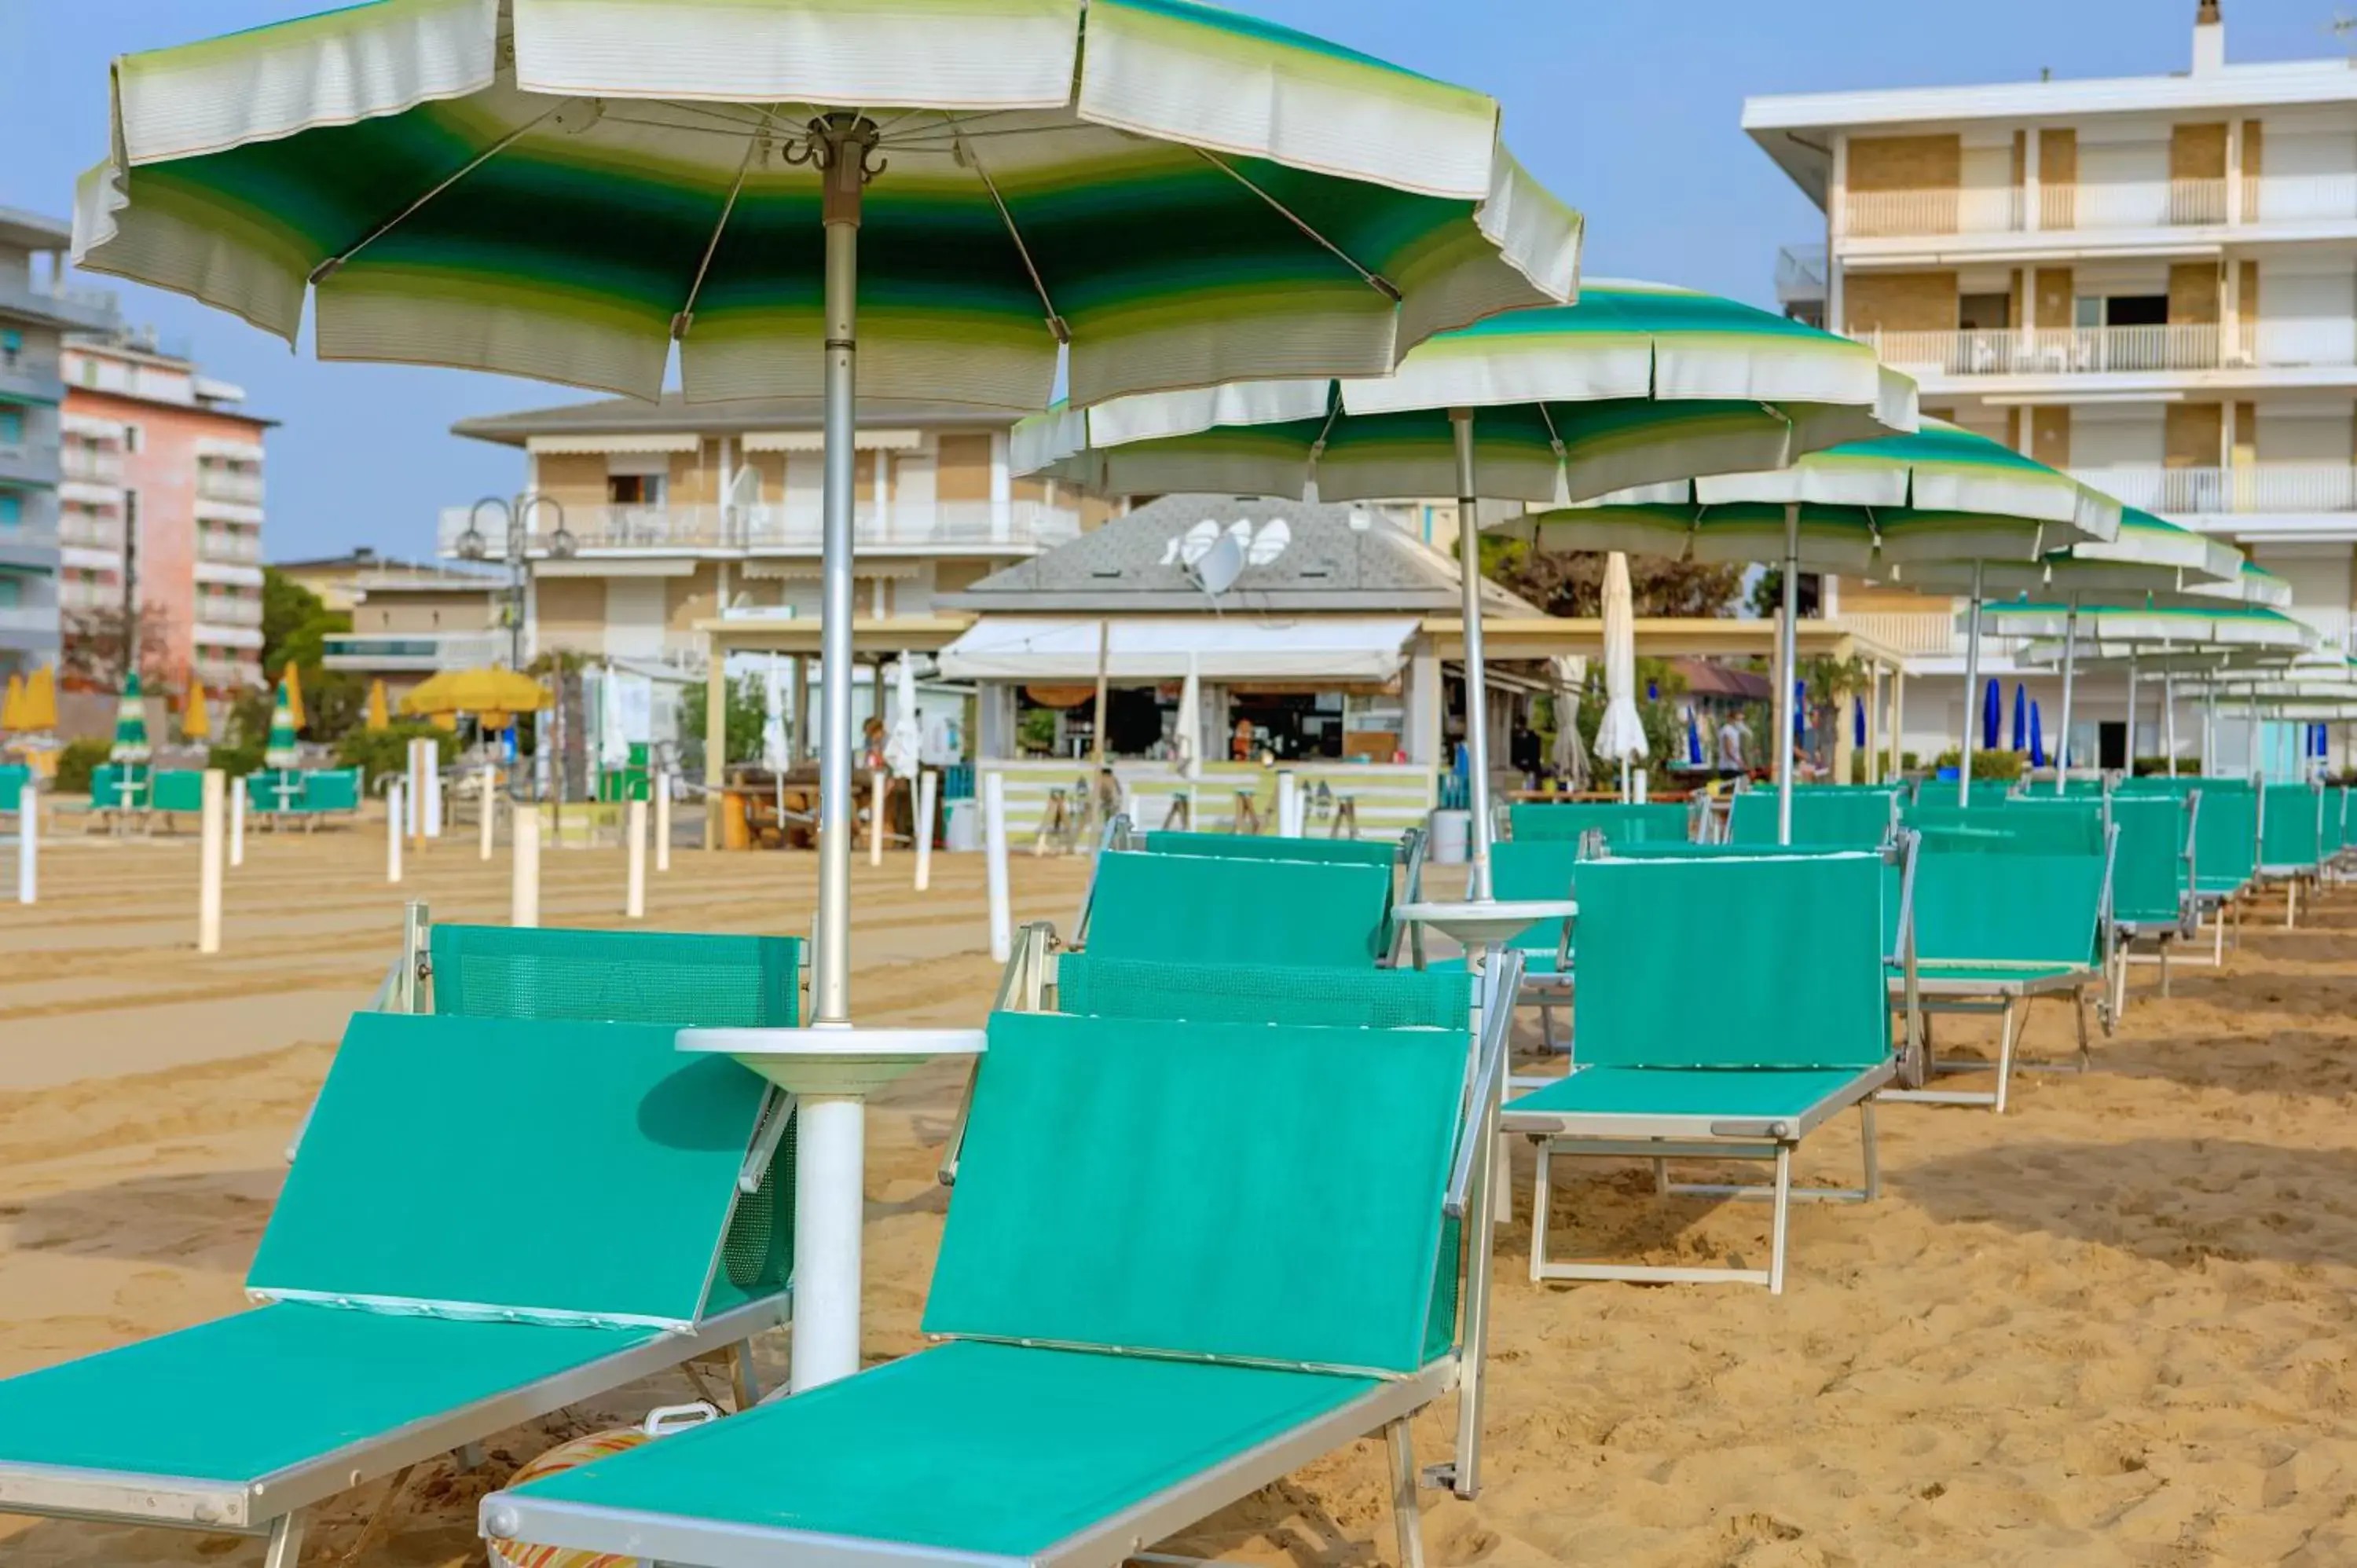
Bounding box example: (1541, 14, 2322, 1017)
(0, 491, 18, 529)
(607, 472, 665, 505)
(123, 424, 141, 454)
(0, 329, 20, 365)
(0, 408, 20, 445)
(0, 574, 21, 609)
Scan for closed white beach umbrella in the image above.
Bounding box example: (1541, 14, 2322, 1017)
(1594, 552, 1648, 766)
(1175, 651, 1203, 780)
(885, 654, 922, 782)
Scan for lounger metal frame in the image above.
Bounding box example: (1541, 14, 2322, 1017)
(2112, 790, 2201, 1018)
(1505, 840, 1919, 1295)
(2253, 778, 2326, 928)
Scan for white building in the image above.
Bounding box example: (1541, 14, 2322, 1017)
(1747, 2, 2357, 771)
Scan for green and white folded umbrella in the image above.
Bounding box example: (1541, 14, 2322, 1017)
(1527, 422, 2124, 829)
(264, 680, 302, 770)
(1016, 280, 1916, 503)
(75, 0, 1581, 408)
(1012, 280, 1918, 889)
(109, 672, 151, 765)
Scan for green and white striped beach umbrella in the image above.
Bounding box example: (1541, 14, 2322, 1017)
(1527, 422, 2123, 826)
(1017, 279, 1916, 889)
(1985, 602, 2318, 653)
(1017, 281, 1915, 504)
(264, 679, 302, 769)
(109, 672, 151, 764)
(74, 0, 1580, 409)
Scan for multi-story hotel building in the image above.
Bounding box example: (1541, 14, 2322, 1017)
(59, 330, 270, 693)
(0, 208, 116, 680)
(1748, 3, 2357, 768)
(436, 394, 1102, 671)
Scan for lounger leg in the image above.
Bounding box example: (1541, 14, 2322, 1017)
(1537, 1002, 1556, 1053)
(1767, 1145, 1792, 1297)
(1993, 1002, 2019, 1116)
(1859, 1102, 1880, 1202)
(730, 1339, 762, 1409)
(262, 1511, 306, 1568)
(1651, 1157, 1669, 1195)
(2159, 943, 2171, 1000)
(2288, 881, 2299, 929)
(453, 1441, 486, 1471)
(2215, 908, 2227, 964)
(2074, 988, 2091, 1067)
(1384, 1418, 1428, 1568)
(1527, 1142, 1552, 1285)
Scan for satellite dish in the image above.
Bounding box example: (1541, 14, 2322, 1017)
(1193, 530, 1245, 597)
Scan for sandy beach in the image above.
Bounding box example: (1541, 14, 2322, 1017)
(5, 825, 2356, 1565)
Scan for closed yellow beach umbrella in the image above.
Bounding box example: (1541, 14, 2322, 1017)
(282, 663, 306, 731)
(365, 679, 390, 732)
(181, 682, 212, 741)
(400, 668, 549, 718)
(23, 665, 56, 731)
(2, 675, 22, 731)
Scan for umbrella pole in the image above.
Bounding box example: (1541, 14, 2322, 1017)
(1453, 410, 1494, 899)
(2126, 650, 2139, 778)
(2055, 595, 2078, 795)
(1775, 504, 1798, 845)
(2164, 666, 2178, 777)
(1956, 559, 1984, 808)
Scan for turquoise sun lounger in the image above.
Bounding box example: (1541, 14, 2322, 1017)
(481, 1005, 1507, 1568)
(1074, 848, 1395, 969)
(2105, 791, 2200, 1020)
(2258, 779, 2326, 925)
(1501, 846, 1912, 1293)
(1882, 803, 2114, 1113)
(1128, 827, 1423, 962)
(1726, 786, 1898, 849)
(0, 1013, 793, 1567)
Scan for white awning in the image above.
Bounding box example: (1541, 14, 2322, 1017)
(743, 429, 923, 452)
(939, 616, 1418, 682)
(526, 433, 701, 455)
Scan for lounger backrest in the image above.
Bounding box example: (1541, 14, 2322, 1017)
(1904, 801, 2106, 856)
(1058, 954, 1470, 1029)
(2182, 779, 2256, 887)
(1085, 851, 1389, 968)
(2261, 782, 2322, 868)
(1508, 801, 1690, 844)
(1139, 831, 1398, 951)
(1489, 839, 1580, 952)
(432, 925, 801, 1026)
(2108, 795, 2192, 925)
(150, 769, 205, 813)
(246, 1013, 772, 1329)
(1912, 843, 2104, 967)
(1571, 853, 1890, 1070)
(1728, 788, 1895, 848)
(926, 1012, 1468, 1376)
(0, 764, 24, 804)
(302, 768, 362, 812)
(89, 765, 124, 809)
(2328, 786, 2349, 856)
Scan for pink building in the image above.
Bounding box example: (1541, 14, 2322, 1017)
(60, 331, 269, 693)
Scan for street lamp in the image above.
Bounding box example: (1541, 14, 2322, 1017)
(456, 493, 573, 671)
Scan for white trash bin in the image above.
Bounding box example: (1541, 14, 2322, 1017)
(1428, 808, 1470, 864)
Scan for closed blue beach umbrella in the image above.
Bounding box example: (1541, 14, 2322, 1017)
(2011, 683, 2027, 753)
(1982, 677, 2003, 752)
(2030, 701, 2045, 768)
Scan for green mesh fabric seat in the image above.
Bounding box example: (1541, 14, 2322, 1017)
(1084, 851, 1391, 968)
(2260, 782, 2324, 876)
(89, 764, 141, 811)
(2180, 779, 2256, 898)
(0, 763, 27, 804)
(1508, 801, 1690, 845)
(432, 925, 801, 1026)
(1058, 954, 1468, 1029)
(1903, 801, 2106, 857)
(2109, 795, 2195, 936)
(1501, 852, 1897, 1291)
(0, 1013, 791, 1557)
(1728, 788, 1897, 848)
(300, 768, 363, 814)
(149, 769, 205, 815)
(487, 1009, 1488, 1567)
(1137, 831, 1402, 952)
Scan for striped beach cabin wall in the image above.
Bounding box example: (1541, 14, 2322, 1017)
(981, 760, 1436, 843)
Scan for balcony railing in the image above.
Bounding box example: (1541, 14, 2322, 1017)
(2243, 173, 2357, 225)
(197, 467, 265, 505)
(0, 277, 119, 332)
(1842, 177, 2230, 238)
(0, 522, 61, 554)
(197, 528, 263, 563)
(193, 653, 260, 687)
(60, 446, 123, 485)
(1852, 323, 2243, 378)
(59, 516, 123, 551)
(1775, 244, 1827, 305)
(2069, 464, 2357, 515)
(0, 604, 59, 639)
(437, 500, 1084, 557)
(196, 596, 263, 628)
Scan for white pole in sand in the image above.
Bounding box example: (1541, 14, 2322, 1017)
(15, 782, 34, 907)
(424, 748, 444, 838)
(1277, 770, 1299, 837)
(869, 769, 886, 867)
(386, 780, 404, 885)
(984, 771, 1012, 963)
(914, 769, 937, 892)
(625, 797, 647, 920)
(511, 804, 540, 928)
(654, 771, 672, 873)
(229, 776, 244, 868)
(198, 769, 225, 954)
(405, 740, 424, 841)
(478, 764, 497, 861)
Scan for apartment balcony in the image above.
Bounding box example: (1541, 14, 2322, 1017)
(196, 467, 266, 505)
(193, 652, 260, 688)
(0, 438, 59, 488)
(196, 596, 263, 628)
(1842, 178, 2230, 240)
(193, 621, 264, 650)
(196, 528, 263, 564)
(0, 277, 118, 335)
(322, 631, 508, 673)
(1852, 324, 2253, 381)
(436, 500, 1085, 559)
(1776, 244, 1827, 308)
(57, 577, 119, 612)
(60, 445, 124, 485)
(2069, 464, 2357, 518)
(1835, 610, 1959, 658)
(0, 346, 63, 406)
(0, 603, 61, 647)
(0, 522, 61, 568)
(59, 514, 123, 551)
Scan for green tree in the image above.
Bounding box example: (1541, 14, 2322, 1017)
(255, 567, 363, 739)
(1483, 537, 1743, 618)
(677, 673, 779, 768)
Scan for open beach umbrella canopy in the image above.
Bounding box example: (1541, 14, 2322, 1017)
(1527, 420, 2121, 831)
(264, 681, 302, 769)
(79, 0, 1585, 1085)
(1016, 280, 1917, 877)
(401, 667, 550, 718)
(111, 673, 151, 764)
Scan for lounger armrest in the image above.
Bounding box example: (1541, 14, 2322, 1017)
(1445, 949, 1522, 1222)
(941, 925, 1054, 1188)
(1708, 1119, 1796, 1139)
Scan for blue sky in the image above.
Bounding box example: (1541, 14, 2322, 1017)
(0, 1, 2337, 562)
